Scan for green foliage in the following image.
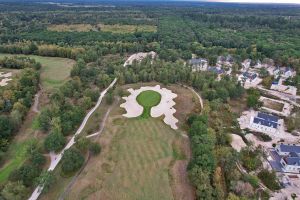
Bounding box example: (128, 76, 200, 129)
(11, 164, 41, 187)
(240, 148, 262, 171)
(258, 169, 280, 191)
(188, 166, 214, 200)
(1, 181, 28, 200)
(44, 131, 66, 152)
(35, 171, 56, 194)
(242, 174, 260, 188)
(247, 88, 261, 108)
(61, 148, 84, 175)
(75, 136, 90, 153)
(89, 142, 101, 155)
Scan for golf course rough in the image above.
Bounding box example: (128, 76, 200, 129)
(136, 90, 161, 118)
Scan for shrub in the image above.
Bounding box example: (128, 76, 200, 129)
(243, 174, 260, 188)
(89, 143, 101, 155)
(240, 148, 262, 171)
(259, 133, 272, 142)
(61, 148, 84, 175)
(258, 169, 280, 191)
(44, 131, 66, 152)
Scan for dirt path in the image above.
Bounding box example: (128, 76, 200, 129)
(185, 85, 204, 110)
(28, 78, 117, 200)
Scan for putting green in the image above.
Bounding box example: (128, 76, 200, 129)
(136, 90, 161, 118)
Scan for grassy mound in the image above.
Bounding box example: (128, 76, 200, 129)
(136, 90, 161, 118)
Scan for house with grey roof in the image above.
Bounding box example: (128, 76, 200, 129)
(274, 144, 300, 173)
(188, 58, 208, 72)
(250, 112, 282, 134)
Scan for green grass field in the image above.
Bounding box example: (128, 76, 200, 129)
(67, 117, 178, 200)
(0, 139, 35, 183)
(0, 53, 75, 90)
(137, 90, 161, 118)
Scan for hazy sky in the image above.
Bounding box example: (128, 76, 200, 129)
(207, 0, 300, 3)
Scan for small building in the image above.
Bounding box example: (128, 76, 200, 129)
(250, 112, 281, 134)
(208, 66, 225, 75)
(274, 144, 300, 173)
(217, 55, 234, 67)
(273, 66, 296, 79)
(238, 71, 261, 89)
(242, 59, 251, 71)
(271, 80, 297, 96)
(189, 58, 208, 71)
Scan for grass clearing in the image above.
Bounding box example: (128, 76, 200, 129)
(67, 116, 178, 200)
(0, 53, 75, 90)
(99, 24, 157, 33)
(0, 139, 36, 183)
(137, 90, 161, 118)
(48, 24, 95, 32)
(47, 23, 157, 33)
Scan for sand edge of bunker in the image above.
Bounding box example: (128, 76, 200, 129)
(120, 85, 179, 129)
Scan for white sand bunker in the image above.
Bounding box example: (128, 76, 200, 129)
(120, 85, 178, 129)
(123, 51, 156, 67)
(0, 72, 12, 86)
(230, 134, 247, 152)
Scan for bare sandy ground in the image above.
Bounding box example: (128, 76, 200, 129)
(0, 72, 12, 86)
(230, 134, 247, 152)
(123, 51, 156, 67)
(120, 85, 179, 129)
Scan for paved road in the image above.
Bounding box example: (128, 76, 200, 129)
(28, 78, 117, 200)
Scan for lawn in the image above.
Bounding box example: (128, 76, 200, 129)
(48, 24, 95, 32)
(47, 24, 157, 34)
(65, 114, 180, 200)
(0, 139, 35, 183)
(0, 53, 75, 90)
(99, 24, 157, 33)
(136, 90, 161, 118)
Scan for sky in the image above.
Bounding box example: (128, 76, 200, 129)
(206, 0, 300, 4)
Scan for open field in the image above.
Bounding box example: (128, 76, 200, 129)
(48, 24, 95, 32)
(60, 84, 196, 200)
(47, 23, 157, 33)
(0, 110, 40, 183)
(137, 90, 161, 118)
(0, 53, 75, 90)
(100, 24, 157, 33)
(67, 117, 179, 200)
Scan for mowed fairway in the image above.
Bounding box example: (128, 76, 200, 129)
(66, 117, 179, 200)
(0, 53, 75, 90)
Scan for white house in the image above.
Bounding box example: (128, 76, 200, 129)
(189, 58, 208, 71)
(249, 112, 281, 134)
(271, 79, 297, 96)
(275, 144, 300, 173)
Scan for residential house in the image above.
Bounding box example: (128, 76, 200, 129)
(189, 58, 208, 71)
(250, 112, 281, 134)
(275, 144, 300, 173)
(238, 71, 261, 89)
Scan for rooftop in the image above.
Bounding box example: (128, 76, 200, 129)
(253, 117, 278, 128)
(257, 112, 279, 122)
(189, 58, 207, 65)
(279, 144, 300, 154)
